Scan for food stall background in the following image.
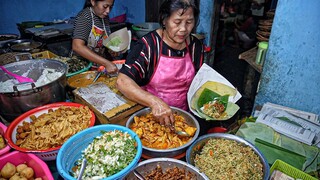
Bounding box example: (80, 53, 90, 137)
(0, 0, 145, 35)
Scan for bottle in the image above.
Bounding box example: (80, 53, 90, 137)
(255, 41, 268, 65)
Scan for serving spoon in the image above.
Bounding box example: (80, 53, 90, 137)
(0, 66, 34, 83)
(77, 158, 87, 180)
(133, 169, 146, 180)
(171, 125, 190, 137)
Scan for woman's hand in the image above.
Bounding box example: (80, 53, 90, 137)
(150, 97, 175, 127)
(103, 60, 118, 74)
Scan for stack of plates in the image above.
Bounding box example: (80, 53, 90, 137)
(256, 10, 275, 42)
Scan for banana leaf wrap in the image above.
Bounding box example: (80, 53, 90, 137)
(191, 86, 239, 121)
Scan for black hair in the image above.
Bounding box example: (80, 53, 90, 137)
(83, 0, 105, 9)
(159, 0, 199, 28)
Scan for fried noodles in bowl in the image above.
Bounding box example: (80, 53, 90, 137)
(5, 102, 95, 160)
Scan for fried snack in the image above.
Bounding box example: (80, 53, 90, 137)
(145, 165, 196, 180)
(0, 135, 6, 149)
(130, 113, 196, 149)
(15, 106, 92, 150)
(0, 162, 16, 178)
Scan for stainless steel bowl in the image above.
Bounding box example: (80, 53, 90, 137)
(126, 107, 200, 158)
(123, 158, 209, 180)
(186, 133, 270, 180)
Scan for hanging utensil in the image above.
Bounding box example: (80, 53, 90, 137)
(0, 65, 34, 83)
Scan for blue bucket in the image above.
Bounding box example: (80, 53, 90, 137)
(56, 124, 142, 180)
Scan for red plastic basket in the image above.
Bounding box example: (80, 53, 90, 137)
(5, 102, 95, 161)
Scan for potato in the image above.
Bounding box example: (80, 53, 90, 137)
(0, 135, 5, 149)
(9, 173, 20, 180)
(1, 162, 16, 178)
(16, 164, 28, 174)
(20, 167, 34, 179)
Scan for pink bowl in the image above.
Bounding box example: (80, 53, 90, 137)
(0, 122, 10, 156)
(0, 151, 54, 180)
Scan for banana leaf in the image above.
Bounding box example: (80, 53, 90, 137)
(192, 87, 239, 120)
(190, 81, 237, 110)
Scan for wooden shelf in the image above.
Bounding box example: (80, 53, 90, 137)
(239, 47, 262, 73)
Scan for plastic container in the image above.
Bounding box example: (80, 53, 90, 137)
(0, 122, 10, 156)
(270, 159, 317, 180)
(132, 22, 160, 38)
(5, 102, 96, 161)
(56, 124, 142, 180)
(255, 41, 268, 65)
(0, 151, 54, 180)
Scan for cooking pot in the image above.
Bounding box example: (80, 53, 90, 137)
(2, 39, 42, 53)
(0, 59, 67, 122)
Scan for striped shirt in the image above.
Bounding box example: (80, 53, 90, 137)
(120, 31, 204, 86)
(72, 7, 111, 43)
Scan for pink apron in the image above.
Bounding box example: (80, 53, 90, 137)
(143, 37, 196, 110)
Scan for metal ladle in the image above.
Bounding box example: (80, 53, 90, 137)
(172, 125, 190, 137)
(133, 169, 146, 180)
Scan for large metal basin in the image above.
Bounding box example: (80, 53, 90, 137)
(0, 59, 67, 121)
(186, 133, 270, 180)
(123, 158, 209, 180)
(126, 107, 200, 158)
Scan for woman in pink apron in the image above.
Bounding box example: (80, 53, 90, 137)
(72, 0, 118, 74)
(117, 0, 204, 126)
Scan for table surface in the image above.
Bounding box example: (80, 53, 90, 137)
(238, 47, 262, 73)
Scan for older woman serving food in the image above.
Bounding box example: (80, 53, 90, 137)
(117, 0, 204, 127)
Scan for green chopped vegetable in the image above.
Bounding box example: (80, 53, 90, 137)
(107, 36, 122, 47)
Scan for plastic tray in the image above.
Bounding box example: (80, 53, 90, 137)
(32, 50, 58, 59)
(0, 151, 54, 180)
(270, 159, 317, 180)
(0, 122, 10, 156)
(66, 61, 93, 77)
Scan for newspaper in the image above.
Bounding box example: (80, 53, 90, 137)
(263, 102, 320, 125)
(256, 103, 320, 147)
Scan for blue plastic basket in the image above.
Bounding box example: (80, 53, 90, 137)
(56, 124, 142, 180)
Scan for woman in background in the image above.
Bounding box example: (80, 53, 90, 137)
(72, 0, 118, 73)
(117, 0, 204, 128)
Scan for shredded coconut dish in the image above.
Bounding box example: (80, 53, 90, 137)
(72, 130, 137, 180)
(194, 138, 264, 180)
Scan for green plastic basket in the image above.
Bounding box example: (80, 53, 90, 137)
(270, 159, 317, 180)
(66, 61, 92, 77)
